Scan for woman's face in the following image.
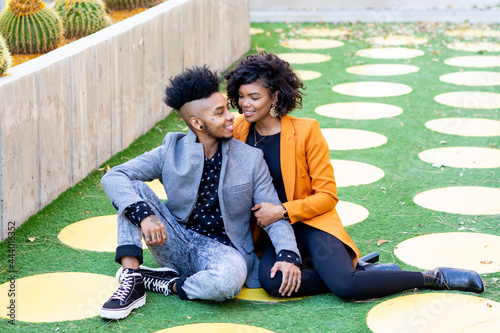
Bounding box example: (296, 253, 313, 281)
(238, 83, 277, 123)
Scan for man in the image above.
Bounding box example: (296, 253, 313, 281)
(100, 66, 302, 320)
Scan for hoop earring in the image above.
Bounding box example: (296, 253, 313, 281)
(269, 103, 278, 117)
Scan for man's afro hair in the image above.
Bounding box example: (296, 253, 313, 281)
(163, 66, 221, 111)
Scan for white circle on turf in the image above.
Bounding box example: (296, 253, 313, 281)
(58, 215, 147, 252)
(331, 160, 385, 187)
(434, 91, 500, 109)
(332, 82, 412, 97)
(419, 147, 500, 168)
(444, 55, 500, 68)
(296, 27, 351, 37)
(365, 35, 428, 46)
(295, 69, 322, 81)
(250, 28, 265, 35)
(425, 118, 500, 137)
(394, 232, 500, 273)
(337, 200, 370, 227)
(439, 71, 500, 86)
(367, 293, 500, 333)
(346, 64, 419, 76)
(281, 38, 344, 49)
(414, 186, 500, 215)
(445, 28, 500, 37)
(315, 102, 403, 120)
(356, 47, 424, 59)
(276, 53, 331, 64)
(0, 272, 119, 322)
(447, 42, 500, 52)
(155, 323, 276, 332)
(321, 129, 388, 150)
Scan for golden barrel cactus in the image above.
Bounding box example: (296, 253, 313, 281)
(104, 0, 161, 11)
(0, 33, 11, 75)
(54, 0, 112, 39)
(0, 0, 64, 54)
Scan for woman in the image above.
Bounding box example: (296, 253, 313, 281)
(224, 53, 484, 299)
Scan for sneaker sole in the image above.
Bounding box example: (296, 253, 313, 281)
(100, 294, 146, 320)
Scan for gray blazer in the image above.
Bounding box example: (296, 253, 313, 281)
(101, 129, 300, 288)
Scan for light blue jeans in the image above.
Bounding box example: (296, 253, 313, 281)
(116, 181, 247, 301)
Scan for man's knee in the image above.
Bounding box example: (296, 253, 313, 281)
(209, 257, 247, 301)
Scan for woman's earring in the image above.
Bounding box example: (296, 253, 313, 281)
(269, 103, 278, 117)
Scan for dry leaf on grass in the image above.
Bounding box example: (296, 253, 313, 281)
(377, 239, 388, 246)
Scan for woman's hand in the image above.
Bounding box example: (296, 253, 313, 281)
(141, 215, 167, 245)
(270, 261, 301, 297)
(252, 202, 284, 227)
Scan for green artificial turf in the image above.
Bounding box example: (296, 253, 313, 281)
(1, 21, 499, 332)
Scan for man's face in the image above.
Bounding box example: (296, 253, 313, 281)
(193, 92, 235, 140)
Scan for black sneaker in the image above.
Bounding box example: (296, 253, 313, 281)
(100, 268, 146, 320)
(116, 265, 180, 295)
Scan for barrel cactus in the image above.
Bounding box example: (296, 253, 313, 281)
(0, 33, 11, 75)
(104, 0, 161, 11)
(0, 0, 64, 54)
(54, 0, 112, 39)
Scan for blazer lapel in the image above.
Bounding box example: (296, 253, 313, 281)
(280, 115, 296, 201)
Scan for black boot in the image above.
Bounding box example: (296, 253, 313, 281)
(423, 267, 484, 293)
(358, 261, 402, 271)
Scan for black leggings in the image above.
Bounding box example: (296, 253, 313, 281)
(259, 223, 424, 300)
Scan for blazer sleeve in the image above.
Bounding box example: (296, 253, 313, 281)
(101, 137, 166, 217)
(284, 120, 338, 223)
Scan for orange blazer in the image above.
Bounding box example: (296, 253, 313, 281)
(233, 114, 360, 268)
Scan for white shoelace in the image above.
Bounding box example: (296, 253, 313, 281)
(112, 271, 141, 302)
(143, 276, 178, 295)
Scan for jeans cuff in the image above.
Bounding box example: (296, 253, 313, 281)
(115, 245, 143, 265)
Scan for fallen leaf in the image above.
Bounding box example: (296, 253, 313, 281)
(377, 239, 388, 246)
(28, 237, 36, 242)
(186, 316, 192, 319)
(481, 260, 493, 264)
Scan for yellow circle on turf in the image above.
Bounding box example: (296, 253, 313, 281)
(276, 53, 331, 64)
(146, 179, 168, 200)
(332, 82, 412, 97)
(331, 160, 385, 187)
(444, 55, 500, 68)
(316, 102, 403, 120)
(414, 186, 500, 215)
(235, 287, 303, 302)
(445, 28, 500, 37)
(346, 64, 419, 76)
(356, 47, 424, 59)
(321, 128, 387, 150)
(250, 28, 265, 35)
(336, 200, 370, 227)
(367, 293, 500, 333)
(365, 35, 428, 46)
(280, 38, 344, 50)
(447, 42, 500, 52)
(394, 232, 500, 273)
(439, 71, 500, 86)
(58, 215, 147, 252)
(296, 27, 351, 37)
(434, 91, 500, 109)
(0, 272, 119, 322)
(425, 118, 500, 137)
(155, 323, 275, 332)
(419, 147, 500, 169)
(295, 69, 322, 81)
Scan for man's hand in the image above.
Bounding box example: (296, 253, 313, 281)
(270, 261, 301, 297)
(141, 215, 167, 245)
(252, 202, 283, 227)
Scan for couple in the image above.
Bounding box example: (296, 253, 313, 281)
(100, 53, 483, 320)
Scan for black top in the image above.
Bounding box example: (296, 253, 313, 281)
(246, 123, 287, 203)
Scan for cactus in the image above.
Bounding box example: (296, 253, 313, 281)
(0, 0, 64, 54)
(0, 33, 11, 75)
(104, 0, 161, 11)
(54, 0, 112, 39)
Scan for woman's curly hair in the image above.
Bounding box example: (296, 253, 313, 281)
(224, 53, 305, 116)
